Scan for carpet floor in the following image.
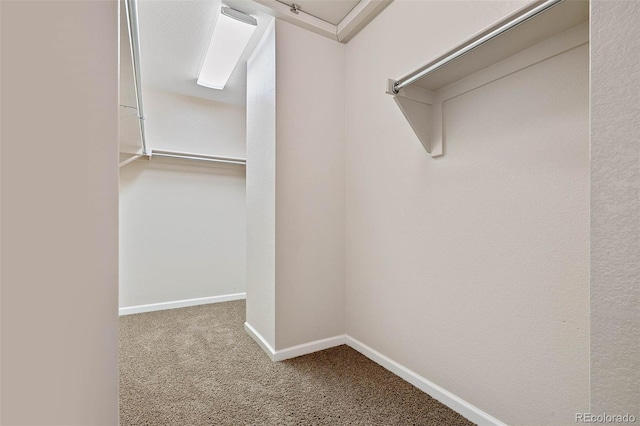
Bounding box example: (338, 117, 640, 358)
(119, 300, 474, 425)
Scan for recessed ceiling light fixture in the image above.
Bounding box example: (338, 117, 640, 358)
(197, 6, 257, 90)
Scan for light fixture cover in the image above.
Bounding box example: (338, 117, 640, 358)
(197, 7, 257, 90)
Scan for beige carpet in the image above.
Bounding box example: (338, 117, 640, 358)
(119, 300, 474, 425)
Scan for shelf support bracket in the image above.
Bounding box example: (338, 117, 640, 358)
(387, 79, 443, 158)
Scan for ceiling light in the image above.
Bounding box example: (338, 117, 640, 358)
(197, 7, 257, 90)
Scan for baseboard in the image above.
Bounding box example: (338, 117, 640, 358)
(241, 326, 504, 424)
(244, 322, 276, 361)
(273, 335, 346, 361)
(345, 336, 506, 426)
(119, 292, 246, 316)
(243, 322, 345, 362)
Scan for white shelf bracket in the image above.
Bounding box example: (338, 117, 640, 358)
(387, 79, 443, 158)
(385, 0, 588, 161)
(428, 101, 443, 158)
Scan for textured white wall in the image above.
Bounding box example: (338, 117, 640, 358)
(246, 21, 277, 347)
(119, 160, 246, 308)
(274, 20, 345, 349)
(344, 2, 589, 425)
(119, 86, 247, 309)
(1, 1, 118, 424)
(144, 87, 246, 157)
(245, 20, 345, 351)
(590, 0, 640, 418)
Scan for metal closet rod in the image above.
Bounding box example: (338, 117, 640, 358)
(125, 0, 148, 155)
(150, 149, 247, 166)
(392, 0, 564, 93)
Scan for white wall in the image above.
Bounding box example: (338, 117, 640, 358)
(274, 20, 345, 349)
(119, 160, 246, 308)
(245, 20, 345, 351)
(119, 89, 246, 309)
(344, 2, 589, 425)
(1, 1, 119, 424)
(144, 87, 246, 157)
(246, 21, 277, 347)
(590, 0, 640, 419)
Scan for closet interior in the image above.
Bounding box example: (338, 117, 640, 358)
(118, 0, 261, 315)
(116, 0, 604, 424)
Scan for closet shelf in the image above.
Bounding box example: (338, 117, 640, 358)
(119, 105, 139, 122)
(150, 150, 247, 166)
(119, 153, 145, 168)
(118, 149, 247, 168)
(124, 0, 148, 155)
(386, 0, 588, 158)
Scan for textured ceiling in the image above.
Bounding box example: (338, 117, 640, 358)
(276, 0, 360, 25)
(137, 0, 273, 106)
(135, 0, 377, 105)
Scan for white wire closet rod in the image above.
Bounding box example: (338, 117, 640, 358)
(125, 0, 148, 155)
(150, 149, 247, 166)
(392, 0, 564, 93)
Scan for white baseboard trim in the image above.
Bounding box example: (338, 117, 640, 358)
(119, 292, 246, 316)
(273, 335, 346, 361)
(244, 322, 277, 361)
(241, 327, 503, 425)
(345, 336, 506, 426)
(243, 322, 345, 362)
